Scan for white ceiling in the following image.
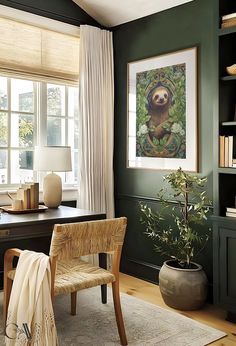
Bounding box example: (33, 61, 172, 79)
(72, 0, 193, 27)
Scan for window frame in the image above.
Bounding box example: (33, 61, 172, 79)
(0, 75, 79, 189)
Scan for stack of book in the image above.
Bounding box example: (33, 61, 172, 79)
(219, 135, 236, 167)
(16, 182, 39, 210)
(226, 207, 236, 217)
(222, 13, 236, 28)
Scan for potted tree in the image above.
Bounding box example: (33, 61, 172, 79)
(140, 167, 211, 310)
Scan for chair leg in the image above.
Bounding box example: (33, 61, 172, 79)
(3, 277, 13, 325)
(112, 281, 127, 346)
(71, 291, 77, 315)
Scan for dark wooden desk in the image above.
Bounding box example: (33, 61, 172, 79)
(0, 206, 106, 299)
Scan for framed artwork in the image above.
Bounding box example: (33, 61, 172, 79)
(127, 47, 198, 172)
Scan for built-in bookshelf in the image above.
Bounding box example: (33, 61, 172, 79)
(218, 1, 236, 216)
(213, 0, 236, 320)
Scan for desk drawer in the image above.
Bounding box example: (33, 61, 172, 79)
(0, 223, 54, 241)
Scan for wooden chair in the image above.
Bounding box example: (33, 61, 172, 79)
(4, 217, 128, 346)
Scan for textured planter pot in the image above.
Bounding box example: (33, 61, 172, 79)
(159, 260, 208, 311)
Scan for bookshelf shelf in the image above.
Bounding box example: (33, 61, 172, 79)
(221, 121, 236, 126)
(218, 26, 236, 36)
(221, 75, 236, 81)
(218, 167, 236, 174)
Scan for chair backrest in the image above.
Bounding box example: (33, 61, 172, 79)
(49, 217, 127, 260)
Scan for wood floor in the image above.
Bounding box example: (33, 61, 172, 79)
(119, 273, 236, 345)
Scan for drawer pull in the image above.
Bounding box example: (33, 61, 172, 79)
(0, 229, 10, 237)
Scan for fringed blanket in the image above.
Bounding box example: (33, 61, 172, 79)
(5, 250, 58, 346)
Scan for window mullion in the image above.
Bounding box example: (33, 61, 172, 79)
(7, 77, 11, 185)
(65, 86, 68, 145)
(32, 81, 38, 182)
(39, 82, 47, 146)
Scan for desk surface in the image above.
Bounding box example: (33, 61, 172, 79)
(0, 205, 106, 229)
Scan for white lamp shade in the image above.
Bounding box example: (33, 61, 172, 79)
(34, 146, 72, 172)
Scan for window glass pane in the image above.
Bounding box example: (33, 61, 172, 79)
(68, 118, 79, 149)
(0, 77, 8, 109)
(74, 151, 78, 183)
(68, 86, 79, 117)
(47, 84, 65, 116)
(0, 150, 7, 183)
(0, 112, 8, 146)
(47, 117, 65, 145)
(11, 114, 34, 147)
(66, 150, 78, 184)
(11, 150, 33, 183)
(11, 79, 34, 113)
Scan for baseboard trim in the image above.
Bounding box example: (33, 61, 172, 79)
(121, 256, 161, 285)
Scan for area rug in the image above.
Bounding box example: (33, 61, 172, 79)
(0, 288, 226, 345)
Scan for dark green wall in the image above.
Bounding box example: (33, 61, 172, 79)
(0, 0, 99, 26)
(113, 0, 217, 287)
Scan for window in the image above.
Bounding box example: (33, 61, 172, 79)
(0, 75, 79, 187)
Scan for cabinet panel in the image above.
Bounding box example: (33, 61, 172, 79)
(214, 221, 236, 314)
(228, 238, 236, 297)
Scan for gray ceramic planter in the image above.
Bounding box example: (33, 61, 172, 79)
(159, 259, 208, 311)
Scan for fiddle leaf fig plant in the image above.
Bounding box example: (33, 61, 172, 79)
(140, 167, 212, 268)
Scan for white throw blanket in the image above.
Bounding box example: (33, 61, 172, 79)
(5, 250, 58, 346)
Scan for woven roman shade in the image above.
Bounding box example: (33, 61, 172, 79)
(0, 16, 80, 83)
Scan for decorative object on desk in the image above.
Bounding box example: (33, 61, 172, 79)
(0, 205, 48, 214)
(226, 64, 236, 75)
(11, 199, 23, 211)
(140, 167, 211, 310)
(15, 182, 39, 210)
(20, 182, 39, 209)
(34, 146, 72, 208)
(127, 47, 198, 171)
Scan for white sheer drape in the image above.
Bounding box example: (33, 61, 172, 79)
(77, 25, 114, 218)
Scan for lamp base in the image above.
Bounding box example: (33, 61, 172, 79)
(43, 172, 62, 208)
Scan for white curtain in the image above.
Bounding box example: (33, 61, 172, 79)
(77, 25, 114, 218)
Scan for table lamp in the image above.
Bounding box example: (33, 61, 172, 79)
(34, 146, 72, 208)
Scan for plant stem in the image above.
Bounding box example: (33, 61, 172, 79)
(184, 182, 188, 222)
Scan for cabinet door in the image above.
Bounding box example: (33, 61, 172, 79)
(218, 227, 236, 312)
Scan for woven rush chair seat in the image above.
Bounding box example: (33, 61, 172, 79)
(4, 217, 128, 346)
(54, 258, 115, 295)
(7, 259, 115, 295)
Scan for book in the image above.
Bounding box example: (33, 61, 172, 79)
(222, 19, 236, 28)
(21, 184, 33, 209)
(226, 212, 236, 217)
(16, 187, 30, 209)
(33, 182, 39, 209)
(229, 135, 233, 167)
(219, 135, 225, 167)
(222, 13, 236, 21)
(226, 207, 236, 213)
(224, 136, 229, 167)
(21, 182, 39, 209)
